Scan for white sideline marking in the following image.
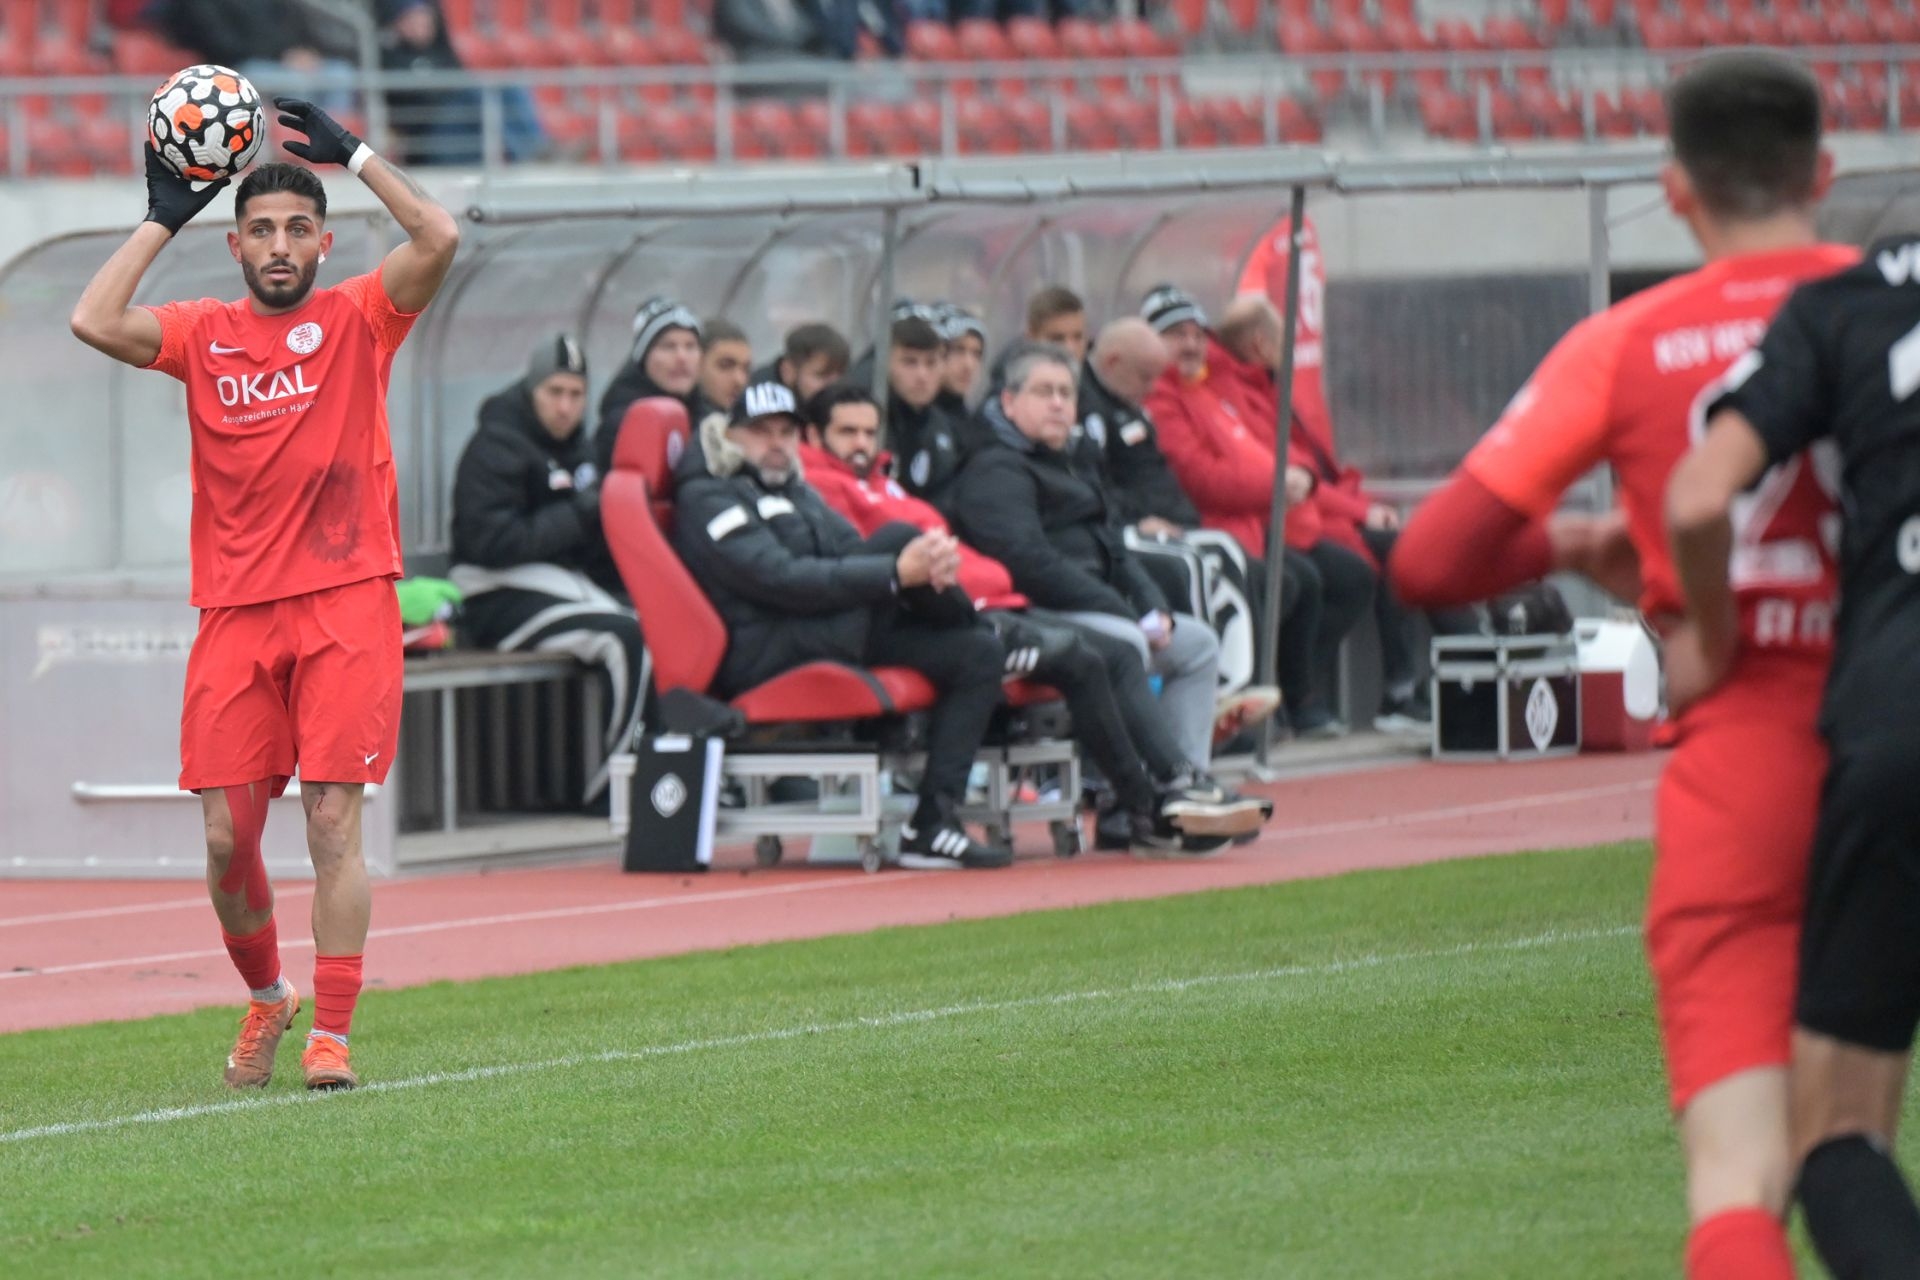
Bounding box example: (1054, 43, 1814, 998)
(0, 875, 889, 980)
(0, 886, 317, 930)
(0, 779, 1653, 979)
(0, 923, 1638, 1145)
(1263, 779, 1655, 845)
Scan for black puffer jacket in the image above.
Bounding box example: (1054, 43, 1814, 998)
(450, 382, 622, 596)
(952, 402, 1169, 621)
(1076, 361, 1201, 528)
(887, 393, 976, 517)
(671, 414, 900, 695)
(593, 364, 719, 483)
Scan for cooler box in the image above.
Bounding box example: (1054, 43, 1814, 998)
(1576, 618, 1662, 752)
(1430, 633, 1580, 761)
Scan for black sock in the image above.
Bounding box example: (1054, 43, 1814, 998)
(1798, 1134, 1920, 1279)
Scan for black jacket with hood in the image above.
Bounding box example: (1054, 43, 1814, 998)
(671, 411, 903, 696)
(951, 400, 1169, 621)
(450, 382, 626, 602)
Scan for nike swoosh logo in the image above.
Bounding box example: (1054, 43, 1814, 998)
(209, 341, 246, 355)
(364, 753, 378, 766)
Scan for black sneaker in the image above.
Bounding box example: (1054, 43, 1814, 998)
(1157, 779, 1268, 841)
(1093, 800, 1135, 852)
(1124, 807, 1231, 860)
(1290, 706, 1348, 741)
(898, 818, 1013, 870)
(1373, 693, 1432, 736)
(1167, 769, 1275, 819)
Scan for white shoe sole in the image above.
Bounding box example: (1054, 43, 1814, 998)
(1162, 800, 1266, 837)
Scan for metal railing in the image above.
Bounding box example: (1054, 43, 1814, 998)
(1, 44, 1913, 175)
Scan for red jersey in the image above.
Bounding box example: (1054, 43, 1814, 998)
(144, 271, 419, 608)
(1463, 244, 1856, 657)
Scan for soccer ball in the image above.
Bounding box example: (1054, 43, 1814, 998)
(148, 64, 266, 183)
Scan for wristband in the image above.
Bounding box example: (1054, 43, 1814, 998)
(347, 144, 375, 177)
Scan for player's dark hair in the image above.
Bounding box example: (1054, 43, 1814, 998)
(702, 318, 749, 349)
(234, 162, 329, 223)
(891, 316, 943, 352)
(1026, 285, 1085, 334)
(802, 381, 879, 430)
(783, 322, 850, 372)
(1666, 52, 1822, 221)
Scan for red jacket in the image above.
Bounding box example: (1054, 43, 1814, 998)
(1209, 338, 1378, 564)
(1147, 348, 1318, 556)
(798, 443, 1026, 610)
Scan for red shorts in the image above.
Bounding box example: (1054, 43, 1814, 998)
(179, 576, 402, 794)
(1648, 652, 1826, 1113)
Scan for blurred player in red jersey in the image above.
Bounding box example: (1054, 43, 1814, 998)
(1389, 53, 1850, 1279)
(70, 98, 459, 1093)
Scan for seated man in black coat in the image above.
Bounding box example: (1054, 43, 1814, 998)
(450, 335, 649, 807)
(672, 381, 1012, 870)
(953, 344, 1232, 777)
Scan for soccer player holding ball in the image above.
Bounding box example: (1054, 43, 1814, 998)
(69, 88, 459, 1092)
(1391, 53, 1851, 1278)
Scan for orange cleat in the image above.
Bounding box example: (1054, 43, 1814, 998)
(301, 1035, 360, 1092)
(223, 984, 301, 1089)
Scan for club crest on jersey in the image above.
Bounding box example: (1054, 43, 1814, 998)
(286, 322, 324, 356)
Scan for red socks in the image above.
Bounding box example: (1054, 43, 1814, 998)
(311, 954, 364, 1039)
(1686, 1207, 1794, 1280)
(221, 918, 283, 994)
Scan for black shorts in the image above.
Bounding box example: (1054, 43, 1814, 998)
(1795, 726, 1920, 1052)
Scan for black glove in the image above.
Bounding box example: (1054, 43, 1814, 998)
(274, 96, 365, 169)
(143, 143, 230, 235)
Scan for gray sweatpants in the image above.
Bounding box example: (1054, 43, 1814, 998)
(1056, 611, 1220, 772)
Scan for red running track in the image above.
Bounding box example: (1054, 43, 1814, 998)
(0, 752, 1661, 1034)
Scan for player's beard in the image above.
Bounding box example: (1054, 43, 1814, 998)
(242, 256, 319, 310)
(842, 449, 872, 479)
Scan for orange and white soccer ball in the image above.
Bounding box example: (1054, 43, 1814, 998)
(148, 64, 266, 183)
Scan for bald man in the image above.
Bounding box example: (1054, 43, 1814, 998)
(1076, 318, 1197, 537)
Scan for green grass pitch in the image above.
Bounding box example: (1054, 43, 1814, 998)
(4, 842, 1913, 1277)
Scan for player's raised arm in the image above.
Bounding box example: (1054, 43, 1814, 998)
(274, 97, 459, 315)
(70, 146, 230, 367)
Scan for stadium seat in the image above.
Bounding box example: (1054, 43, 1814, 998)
(1004, 16, 1061, 59)
(1638, 11, 1690, 49)
(954, 17, 1014, 61)
(601, 397, 941, 727)
(1064, 98, 1119, 150)
(1003, 97, 1054, 151)
(1484, 16, 1545, 50)
(1115, 17, 1179, 58)
(1872, 4, 1920, 42)
(1593, 90, 1638, 137)
(1220, 0, 1262, 36)
(1174, 99, 1218, 148)
(1683, 8, 1735, 46)
(1585, 0, 1619, 26)
(1277, 96, 1322, 143)
(956, 98, 1019, 155)
(905, 19, 960, 62)
(111, 29, 197, 77)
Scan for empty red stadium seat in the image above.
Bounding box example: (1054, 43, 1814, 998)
(1732, 8, 1785, 44)
(1004, 15, 1060, 58)
(956, 98, 1019, 155)
(111, 29, 194, 76)
(1114, 17, 1178, 58)
(1638, 11, 1690, 49)
(1174, 99, 1218, 148)
(1277, 96, 1322, 143)
(955, 18, 1014, 60)
(1418, 86, 1475, 140)
(1592, 91, 1636, 137)
(1003, 97, 1053, 150)
(1432, 18, 1484, 51)
(1064, 98, 1119, 150)
(1872, 4, 1920, 42)
(1220, 0, 1261, 36)
(1484, 16, 1544, 49)
(602, 398, 940, 723)
(1586, 0, 1619, 25)
(905, 20, 959, 61)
